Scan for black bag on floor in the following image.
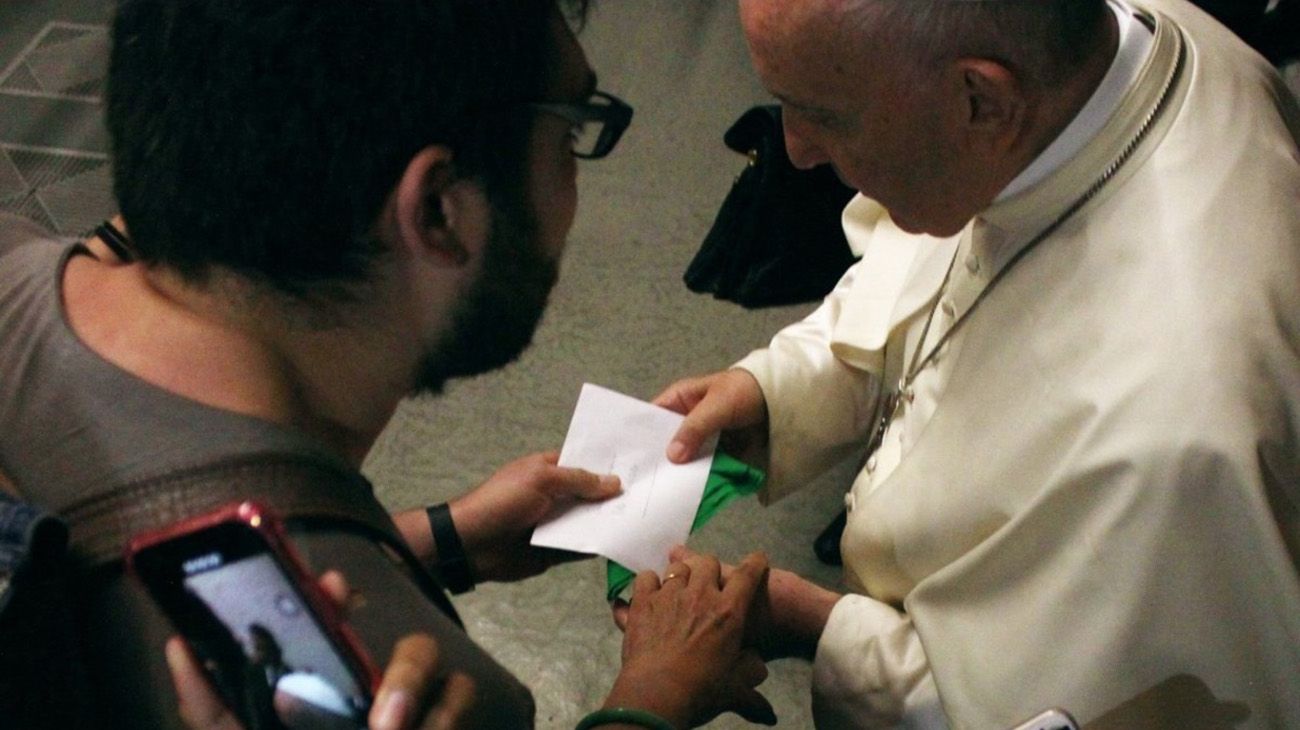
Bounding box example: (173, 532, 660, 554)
(685, 105, 858, 308)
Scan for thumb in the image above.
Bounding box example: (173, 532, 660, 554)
(668, 544, 696, 563)
(610, 599, 631, 633)
(666, 400, 727, 464)
(165, 637, 244, 730)
(547, 466, 622, 501)
(317, 570, 351, 607)
(371, 634, 440, 730)
(734, 687, 778, 726)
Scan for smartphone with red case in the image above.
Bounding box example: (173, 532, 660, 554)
(127, 501, 381, 729)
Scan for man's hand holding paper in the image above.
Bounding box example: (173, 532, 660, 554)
(531, 383, 718, 574)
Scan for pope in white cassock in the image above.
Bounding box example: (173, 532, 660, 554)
(653, 0, 1300, 727)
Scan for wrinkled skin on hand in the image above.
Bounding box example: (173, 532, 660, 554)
(607, 551, 778, 728)
(667, 546, 841, 663)
(653, 369, 769, 466)
(614, 545, 843, 663)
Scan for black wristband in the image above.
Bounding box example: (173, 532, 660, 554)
(426, 503, 475, 594)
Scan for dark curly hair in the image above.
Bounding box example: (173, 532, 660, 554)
(107, 0, 583, 297)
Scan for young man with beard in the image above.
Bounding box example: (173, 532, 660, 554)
(0, 1, 774, 728)
(655, 0, 1300, 726)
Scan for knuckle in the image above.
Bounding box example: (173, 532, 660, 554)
(524, 462, 547, 482)
(391, 635, 439, 676)
(710, 605, 737, 628)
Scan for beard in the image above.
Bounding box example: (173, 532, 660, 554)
(411, 194, 559, 395)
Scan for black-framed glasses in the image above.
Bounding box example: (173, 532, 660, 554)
(530, 90, 634, 160)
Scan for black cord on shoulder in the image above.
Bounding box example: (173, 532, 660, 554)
(92, 220, 135, 263)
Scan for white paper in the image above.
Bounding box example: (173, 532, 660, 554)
(530, 383, 716, 573)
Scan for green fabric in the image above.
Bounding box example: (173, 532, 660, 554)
(605, 452, 765, 601)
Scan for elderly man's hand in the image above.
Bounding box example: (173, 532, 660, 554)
(614, 546, 842, 663)
(654, 369, 769, 466)
(605, 550, 777, 728)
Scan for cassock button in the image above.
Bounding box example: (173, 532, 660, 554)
(844, 491, 857, 511)
(941, 299, 956, 318)
(965, 254, 981, 274)
(866, 455, 878, 473)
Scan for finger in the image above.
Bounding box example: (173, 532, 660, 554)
(667, 417, 717, 463)
(669, 545, 732, 581)
(632, 569, 661, 599)
(682, 552, 722, 593)
(428, 672, 476, 730)
(718, 560, 736, 582)
(610, 599, 631, 632)
(737, 650, 769, 687)
(530, 545, 599, 570)
(319, 570, 368, 614)
(543, 465, 622, 501)
(165, 637, 243, 730)
(666, 391, 734, 463)
(318, 570, 349, 605)
(371, 634, 440, 730)
(660, 562, 692, 589)
(732, 686, 778, 727)
(720, 552, 769, 607)
(651, 376, 708, 412)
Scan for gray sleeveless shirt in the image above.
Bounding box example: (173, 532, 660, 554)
(0, 213, 340, 510)
(0, 213, 535, 729)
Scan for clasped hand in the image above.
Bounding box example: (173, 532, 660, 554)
(615, 546, 842, 662)
(606, 550, 777, 728)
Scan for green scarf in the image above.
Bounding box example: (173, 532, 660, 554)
(605, 452, 765, 601)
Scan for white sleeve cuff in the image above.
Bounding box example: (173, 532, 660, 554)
(812, 594, 945, 728)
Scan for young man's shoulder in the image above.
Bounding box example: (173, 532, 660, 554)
(0, 213, 60, 259)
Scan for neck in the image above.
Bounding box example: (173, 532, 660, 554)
(904, 9, 1122, 238)
(275, 314, 419, 464)
(998, 11, 1121, 201)
(65, 257, 417, 466)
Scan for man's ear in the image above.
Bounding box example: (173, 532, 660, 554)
(953, 58, 1025, 156)
(393, 145, 471, 267)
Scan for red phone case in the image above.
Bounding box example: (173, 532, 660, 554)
(126, 501, 383, 699)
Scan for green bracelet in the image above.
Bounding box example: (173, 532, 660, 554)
(575, 707, 675, 730)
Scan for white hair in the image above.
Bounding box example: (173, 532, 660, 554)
(852, 0, 1110, 88)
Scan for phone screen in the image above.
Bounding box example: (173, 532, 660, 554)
(134, 520, 370, 729)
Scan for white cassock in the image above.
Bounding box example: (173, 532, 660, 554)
(735, 0, 1300, 726)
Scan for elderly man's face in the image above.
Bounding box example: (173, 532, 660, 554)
(739, 0, 971, 235)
